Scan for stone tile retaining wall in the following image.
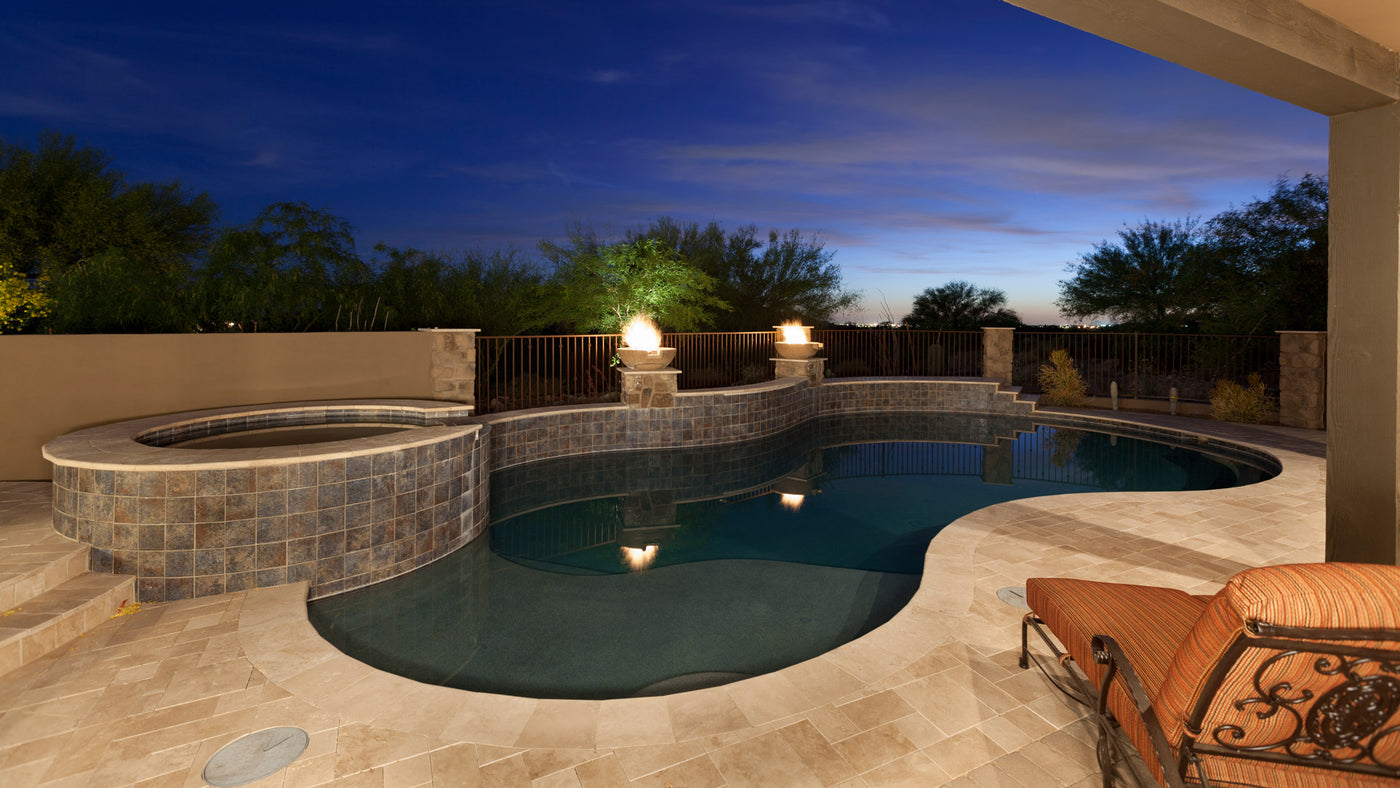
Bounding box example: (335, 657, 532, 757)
(47, 379, 1029, 603)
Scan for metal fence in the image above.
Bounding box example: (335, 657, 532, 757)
(475, 329, 1282, 413)
(476, 334, 623, 413)
(1012, 332, 1279, 402)
(475, 331, 776, 413)
(812, 329, 982, 377)
(661, 331, 773, 390)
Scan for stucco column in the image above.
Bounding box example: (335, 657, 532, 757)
(1328, 104, 1400, 565)
(982, 327, 1014, 387)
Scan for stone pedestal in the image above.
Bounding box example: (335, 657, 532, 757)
(618, 368, 680, 408)
(419, 328, 479, 405)
(1278, 330, 1326, 430)
(774, 357, 824, 386)
(982, 327, 1014, 386)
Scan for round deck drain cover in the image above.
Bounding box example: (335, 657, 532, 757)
(202, 727, 309, 787)
(996, 586, 1030, 610)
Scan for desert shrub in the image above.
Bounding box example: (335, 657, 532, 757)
(1210, 374, 1278, 423)
(1037, 350, 1091, 407)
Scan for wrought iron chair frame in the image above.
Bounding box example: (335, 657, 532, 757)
(1021, 611, 1400, 788)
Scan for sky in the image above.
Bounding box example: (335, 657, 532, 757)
(0, 0, 1328, 325)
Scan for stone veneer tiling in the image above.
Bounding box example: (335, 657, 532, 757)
(44, 401, 490, 603)
(481, 377, 1032, 471)
(46, 379, 1030, 604)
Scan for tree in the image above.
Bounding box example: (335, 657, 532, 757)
(903, 281, 1021, 330)
(0, 260, 49, 332)
(371, 244, 553, 335)
(542, 228, 726, 332)
(1056, 219, 1205, 331)
(1198, 174, 1327, 333)
(630, 217, 858, 330)
(194, 202, 370, 331)
(0, 131, 218, 331)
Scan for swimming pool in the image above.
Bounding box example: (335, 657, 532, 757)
(308, 413, 1275, 699)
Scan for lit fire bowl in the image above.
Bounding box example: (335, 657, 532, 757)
(617, 347, 677, 370)
(775, 341, 823, 360)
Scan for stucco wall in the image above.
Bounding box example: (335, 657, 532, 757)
(0, 333, 439, 481)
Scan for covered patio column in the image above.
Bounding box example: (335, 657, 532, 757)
(1328, 104, 1400, 563)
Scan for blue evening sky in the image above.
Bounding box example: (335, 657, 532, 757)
(0, 1, 1327, 324)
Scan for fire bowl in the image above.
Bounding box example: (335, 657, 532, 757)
(618, 347, 677, 370)
(775, 341, 823, 360)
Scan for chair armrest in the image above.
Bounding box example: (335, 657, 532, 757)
(1093, 634, 1190, 788)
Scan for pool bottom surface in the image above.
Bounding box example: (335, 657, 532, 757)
(309, 538, 918, 699)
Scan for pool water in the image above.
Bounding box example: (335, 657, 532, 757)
(308, 415, 1274, 699)
(170, 423, 415, 449)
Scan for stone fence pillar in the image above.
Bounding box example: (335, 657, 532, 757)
(982, 327, 1015, 387)
(1278, 330, 1326, 430)
(420, 329, 479, 406)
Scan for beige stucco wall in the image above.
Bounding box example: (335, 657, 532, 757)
(0, 333, 438, 481)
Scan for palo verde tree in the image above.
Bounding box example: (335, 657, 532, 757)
(194, 202, 371, 331)
(903, 281, 1021, 330)
(1056, 218, 1206, 331)
(629, 217, 857, 330)
(0, 131, 218, 332)
(542, 227, 727, 332)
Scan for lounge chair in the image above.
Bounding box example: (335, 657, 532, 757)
(1019, 562, 1400, 786)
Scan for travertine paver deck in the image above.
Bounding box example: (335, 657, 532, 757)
(0, 412, 1325, 787)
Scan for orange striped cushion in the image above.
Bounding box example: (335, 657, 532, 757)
(1026, 577, 1209, 784)
(1227, 562, 1400, 630)
(1156, 563, 1400, 785)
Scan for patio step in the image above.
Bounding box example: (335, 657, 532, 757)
(0, 572, 136, 675)
(0, 481, 91, 611)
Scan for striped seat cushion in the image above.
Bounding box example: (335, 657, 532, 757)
(1156, 563, 1400, 787)
(1025, 577, 1211, 784)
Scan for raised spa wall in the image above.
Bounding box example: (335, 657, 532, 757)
(46, 379, 1031, 603)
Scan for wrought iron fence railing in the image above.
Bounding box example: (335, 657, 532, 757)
(474, 329, 1280, 413)
(1011, 332, 1279, 402)
(813, 329, 983, 377)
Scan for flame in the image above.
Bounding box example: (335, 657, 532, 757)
(779, 321, 808, 344)
(779, 493, 804, 511)
(621, 544, 659, 571)
(622, 314, 662, 351)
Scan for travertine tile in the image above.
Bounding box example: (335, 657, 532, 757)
(777, 720, 857, 786)
(832, 722, 917, 774)
(0, 414, 1331, 788)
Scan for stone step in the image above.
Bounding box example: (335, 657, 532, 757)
(0, 572, 136, 675)
(0, 543, 90, 612)
(0, 482, 91, 610)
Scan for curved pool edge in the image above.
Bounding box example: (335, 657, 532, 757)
(234, 410, 1324, 752)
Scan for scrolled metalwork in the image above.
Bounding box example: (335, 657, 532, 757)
(1209, 649, 1400, 770)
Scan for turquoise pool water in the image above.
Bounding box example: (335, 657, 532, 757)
(308, 414, 1274, 699)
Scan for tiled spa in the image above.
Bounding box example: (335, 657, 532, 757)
(0, 386, 1327, 787)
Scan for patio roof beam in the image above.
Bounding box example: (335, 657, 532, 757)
(1004, 0, 1399, 116)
